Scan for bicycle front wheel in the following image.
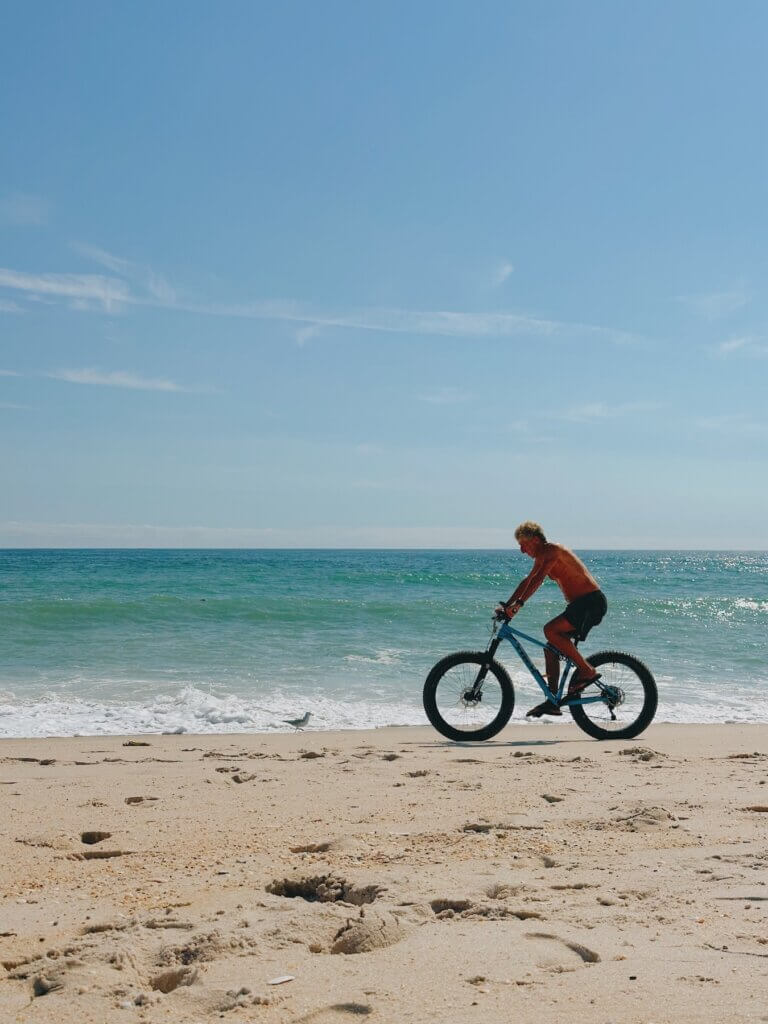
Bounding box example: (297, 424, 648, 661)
(568, 650, 657, 740)
(423, 651, 514, 742)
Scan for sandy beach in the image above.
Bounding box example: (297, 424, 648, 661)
(2, 723, 767, 1023)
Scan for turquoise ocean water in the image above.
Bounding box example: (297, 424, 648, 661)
(1, 549, 766, 737)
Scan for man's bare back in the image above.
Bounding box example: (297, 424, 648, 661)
(535, 543, 600, 603)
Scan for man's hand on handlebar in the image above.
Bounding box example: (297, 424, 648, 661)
(494, 600, 523, 621)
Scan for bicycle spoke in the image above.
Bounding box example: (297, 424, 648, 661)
(432, 661, 505, 734)
(569, 654, 655, 737)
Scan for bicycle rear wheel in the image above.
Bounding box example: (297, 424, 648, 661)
(567, 650, 657, 740)
(423, 651, 514, 742)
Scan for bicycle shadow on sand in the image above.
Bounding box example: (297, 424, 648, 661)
(403, 737, 585, 750)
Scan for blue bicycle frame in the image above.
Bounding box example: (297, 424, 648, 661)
(490, 620, 605, 707)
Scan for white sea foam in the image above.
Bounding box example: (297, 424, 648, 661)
(1, 679, 767, 738)
(0, 686, 427, 739)
(734, 598, 768, 612)
(343, 648, 407, 666)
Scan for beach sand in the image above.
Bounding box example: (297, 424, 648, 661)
(2, 723, 767, 1023)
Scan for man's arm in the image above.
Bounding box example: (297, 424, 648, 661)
(503, 551, 556, 614)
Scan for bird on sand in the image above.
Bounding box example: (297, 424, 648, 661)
(282, 711, 312, 731)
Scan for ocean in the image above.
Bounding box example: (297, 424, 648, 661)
(1, 549, 766, 738)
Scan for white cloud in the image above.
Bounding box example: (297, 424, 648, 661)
(179, 299, 636, 345)
(1, 251, 638, 345)
(695, 413, 767, 436)
(561, 401, 659, 422)
(0, 299, 24, 313)
(417, 386, 474, 404)
(70, 243, 132, 274)
(0, 268, 129, 312)
(676, 288, 749, 319)
(0, 369, 22, 377)
(48, 368, 185, 392)
(717, 336, 768, 357)
(72, 243, 177, 305)
(295, 323, 322, 346)
(0, 192, 49, 226)
(491, 262, 515, 286)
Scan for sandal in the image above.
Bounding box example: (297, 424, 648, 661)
(561, 672, 602, 703)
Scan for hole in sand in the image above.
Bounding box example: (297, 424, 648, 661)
(149, 966, 198, 993)
(266, 875, 382, 905)
(81, 831, 112, 845)
(430, 899, 473, 914)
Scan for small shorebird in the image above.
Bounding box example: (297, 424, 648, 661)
(282, 711, 311, 731)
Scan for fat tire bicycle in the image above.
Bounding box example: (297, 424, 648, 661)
(423, 613, 658, 742)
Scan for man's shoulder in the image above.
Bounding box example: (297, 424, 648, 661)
(537, 542, 564, 564)
(543, 542, 568, 557)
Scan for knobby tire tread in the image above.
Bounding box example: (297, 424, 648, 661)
(423, 651, 515, 742)
(568, 650, 658, 740)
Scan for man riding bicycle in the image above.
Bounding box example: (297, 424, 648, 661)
(497, 521, 607, 718)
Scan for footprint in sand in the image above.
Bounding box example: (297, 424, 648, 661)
(525, 931, 601, 963)
(614, 805, 676, 831)
(294, 1003, 374, 1021)
(70, 849, 131, 861)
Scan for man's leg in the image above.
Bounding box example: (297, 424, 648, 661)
(544, 647, 561, 698)
(525, 640, 565, 718)
(543, 614, 599, 681)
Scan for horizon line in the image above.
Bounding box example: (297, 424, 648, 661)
(1, 545, 765, 553)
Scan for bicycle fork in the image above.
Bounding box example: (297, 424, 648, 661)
(465, 636, 502, 700)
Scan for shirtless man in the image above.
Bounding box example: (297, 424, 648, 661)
(497, 521, 607, 718)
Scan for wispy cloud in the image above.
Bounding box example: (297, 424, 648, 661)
(491, 261, 515, 287)
(71, 242, 177, 304)
(560, 401, 660, 422)
(0, 298, 24, 313)
(0, 192, 49, 226)
(676, 288, 749, 319)
(185, 301, 636, 344)
(0, 268, 129, 312)
(295, 323, 322, 346)
(416, 386, 474, 404)
(0, 369, 22, 377)
(1, 252, 638, 345)
(695, 413, 767, 437)
(716, 336, 768, 357)
(48, 368, 186, 392)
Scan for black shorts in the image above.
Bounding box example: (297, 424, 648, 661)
(563, 590, 607, 641)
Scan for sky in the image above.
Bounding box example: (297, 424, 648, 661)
(1, 1, 766, 548)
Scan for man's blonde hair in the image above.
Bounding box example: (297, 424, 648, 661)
(514, 521, 547, 542)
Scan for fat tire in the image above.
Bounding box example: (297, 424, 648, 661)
(423, 650, 515, 742)
(568, 650, 657, 740)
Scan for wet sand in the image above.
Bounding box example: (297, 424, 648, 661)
(2, 723, 767, 1023)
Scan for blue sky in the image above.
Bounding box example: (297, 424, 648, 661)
(1, 1, 766, 548)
